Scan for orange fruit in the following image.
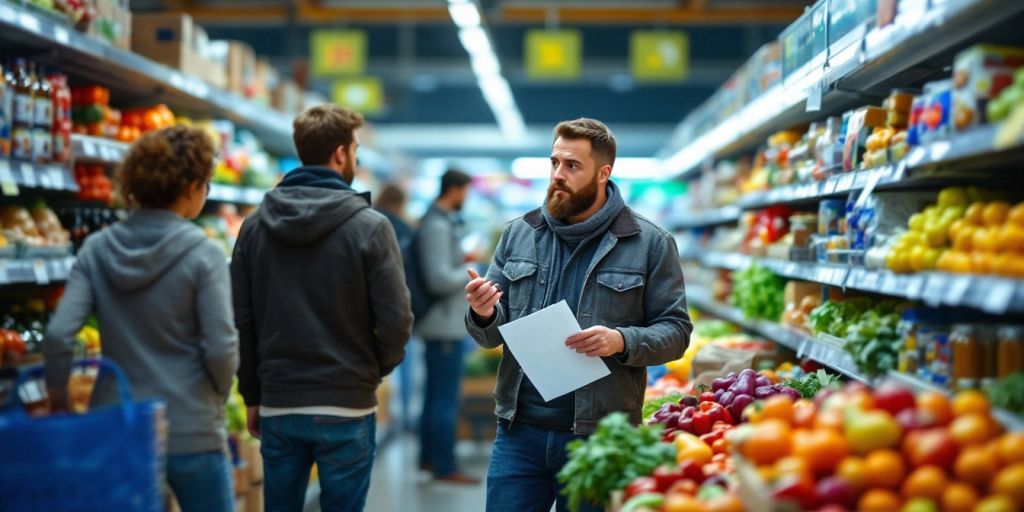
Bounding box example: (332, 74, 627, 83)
(953, 226, 975, 251)
(792, 399, 817, 429)
(774, 455, 812, 482)
(794, 428, 849, 474)
(941, 482, 981, 512)
(849, 390, 876, 411)
(993, 463, 1024, 507)
(975, 495, 1018, 512)
(864, 449, 907, 489)
(663, 493, 709, 512)
(917, 392, 954, 425)
(902, 465, 948, 500)
(860, 488, 903, 511)
(966, 202, 987, 225)
(974, 228, 996, 253)
(998, 433, 1024, 465)
(949, 218, 970, 240)
(954, 445, 997, 487)
(999, 224, 1024, 253)
(972, 252, 994, 274)
(705, 494, 744, 512)
(741, 419, 792, 466)
(992, 253, 1017, 277)
(761, 395, 795, 424)
(985, 201, 1012, 226)
(953, 390, 991, 416)
(1009, 203, 1024, 227)
(815, 408, 844, 432)
(837, 456, 866, 490)
(949, 413, 993, 446)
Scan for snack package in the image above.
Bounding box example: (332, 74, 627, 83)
(952, 44, 1024, 131)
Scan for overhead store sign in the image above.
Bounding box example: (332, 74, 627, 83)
(525, 29, 582, 80)
(332, 77, 383, 114)
(630, 31, 688, 82)
(311, 30, 367, 77)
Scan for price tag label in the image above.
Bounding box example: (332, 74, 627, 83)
(922, 275, 947, 306)
(823, 177, 838, 195)
(981, 280, 1016, 315)
(33, 259, 48, 285)
(855, 171, 884, 209)
(806, 81, 823, 112)
(39, 170, 52, 189)
(0, 260, 8, 284)
(945, 275, 972, 305)
(0, 161, 18, 197)
(863, 271, 881, 291)
(50, 167, 66, 189)
(892, 160, 908, 181)
(784, 263, 799, 277)
(21, 165, 36, 188)
(797, 340, 809, 358)
(881, 273, 900, 295)
(833, 268, 849, 286)
(817, 267, 830, 283)
(82, 139, 97, 158)
(906, 147, 926, 168)
(54, 27, 70, 45)
(853, 171, 870, 190)
(930, 140, 951, 161)
(905, 275, 926, 299)
(839, 173, 856, 191)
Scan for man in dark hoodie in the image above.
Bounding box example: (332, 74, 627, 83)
(231, 105, 413, 512)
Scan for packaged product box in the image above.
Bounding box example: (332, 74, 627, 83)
(225, 41, 257, 97)
(952, 45, 1024, 131)
(917, 79, 953, 144)
(203, 40, 230, 90)
(253, 59, 278, 106)
(132, 13, 203, 78)
(86, 0, 131, 51)
(272, 79, 304, 115)
(841, 106, 886, 171)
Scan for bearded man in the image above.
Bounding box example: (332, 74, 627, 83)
(464, 118, 693, 512)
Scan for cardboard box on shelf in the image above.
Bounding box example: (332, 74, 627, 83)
(131, 13, 203, 78)
(226, 41, 257, 97)
(253, 59, 278, 106)
(272, 79, 304, 115)
(87, 0, 132, 50)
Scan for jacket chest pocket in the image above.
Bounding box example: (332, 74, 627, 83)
(594, 270, 644, 324)
(502, 260, 538, 315)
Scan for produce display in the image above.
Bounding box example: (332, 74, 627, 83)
(730, 262, 785, 321)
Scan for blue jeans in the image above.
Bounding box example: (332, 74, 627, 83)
(166, 450, 234, 512)
(486, 422, 602, 512)
(419, 338, 465, 477)
(260, 414, 377, 512)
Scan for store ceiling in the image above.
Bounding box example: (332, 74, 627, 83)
(133, 0, 808, 157)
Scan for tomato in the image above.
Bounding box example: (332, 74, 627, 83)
(792, 399, 816, 429)
(902, 465, 948, 501)
(846, 410, 903, 454)
(873, 384, 916, 415)
(941, 482, 980, 512)
(836, 456, 866, 490)
(772, 474, 817, 510)
(998, 433, 1024, 465)
(864, 449, 906, 489)
(949, 413, 993, 446)
(625, 476, 659, 499)
(123, 110, 143, 129)
(711, 438, 729, 455)
(993, 463, 1024, 507)
(904, 428, 958, 470)
(761, 395, 795, 425)
(794, 428, 848, 474)
(142, 110, 164, 132)
(667, 479, 700, 497)
(917, 392, 954, 425)
(859, 489, 903, 511)
(954, 445, 997, 487)
(814, 408, 844, 431)
(741, 419, 792, 466)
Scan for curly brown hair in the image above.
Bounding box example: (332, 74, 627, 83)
(117, 126, 215, 209)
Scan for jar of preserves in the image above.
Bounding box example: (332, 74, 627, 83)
(997, 326, 1024, 378)
(950, 324, 980, 390)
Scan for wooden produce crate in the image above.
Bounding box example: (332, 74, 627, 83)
(458, 375, 497, 441)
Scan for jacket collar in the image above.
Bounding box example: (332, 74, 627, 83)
(524, 206, 640, 238)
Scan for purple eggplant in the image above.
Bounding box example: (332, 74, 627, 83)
(712, 377, 731, 392)
(740, 368, 757, 379)
(730, 395, 755, 421)
(755, 375, 771, 388)
(682, 406, 696, 419)
(681, 395, 700, 408)
(754, 386, 777, 400)
(667, 402, 684, 413)
(727, 372, 737, 379)
(719, 391, 736, 406)
(731, 375, 756, 396)
(665, 411, 681, 428)
(779, 386, 802, 402)
(714, 389, 725, 403)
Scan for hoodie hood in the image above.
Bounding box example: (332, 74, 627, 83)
(258, 185, 370, 246)
(95, 209, 210, 292)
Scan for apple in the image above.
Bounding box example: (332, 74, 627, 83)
(874, 384, 916, 415)
(816, 477, 856, 509)
(904, 428, 958, 469)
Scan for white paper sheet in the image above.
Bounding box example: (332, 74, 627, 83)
(497, 300, 611, 402)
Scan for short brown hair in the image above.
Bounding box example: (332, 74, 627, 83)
(375, 183, 406, 210)
(293, 104, 365, 166)
(117, 126, 214, 208)
(554, 118, 617, 168)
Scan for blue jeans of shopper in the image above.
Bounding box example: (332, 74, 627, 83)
(166, 450, 234, 512)
(419, 338, 465, 477)
(486, 422, 602, 512)
(260, 414, 377, 512)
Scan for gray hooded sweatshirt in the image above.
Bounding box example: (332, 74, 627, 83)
(44, 209, 239, 454)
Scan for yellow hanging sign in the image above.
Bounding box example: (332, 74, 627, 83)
(525, 29, 582, 80)
(631, 31, 688, 82)
(311, 30, 367, 77)
(332, 77, 383, 114)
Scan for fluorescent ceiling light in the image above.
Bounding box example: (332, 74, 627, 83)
(470, 53, 501, 76)
(513, 157, 662, 180)
(448, 2, 481, 28)
(479, 75, 515, 110)
(458, 27, 492, 56)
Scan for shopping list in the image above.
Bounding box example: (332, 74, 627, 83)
(497, 300, 611, 402)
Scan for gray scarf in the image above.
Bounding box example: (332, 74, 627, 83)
(542, 181, 625, 246)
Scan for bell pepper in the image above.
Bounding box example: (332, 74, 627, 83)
(692, 411, 712, 435)
(674, 432, 713, 465)
(677, 460, 706, 484)
(625, 476, 659, 499)
(651, 465, 685, 492)
(700, 392, 716, 403)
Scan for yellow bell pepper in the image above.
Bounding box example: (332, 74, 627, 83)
(674, 432, 713, 465)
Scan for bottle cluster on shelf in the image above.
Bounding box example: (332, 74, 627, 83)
(0, 58, 72, 165)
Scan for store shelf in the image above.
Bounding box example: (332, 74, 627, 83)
(0, 0, 295, 156)
(0, 158, 78, 194)
(71, 134, 128, 165)
(0, 256, 75, 286)
(687, 285, 868, 383)
(671, 206, 742, 230)
(696, 251, 1024, 314)
(886, 371, 1024, 431)
(207, 184, 266, 205)
(661, 0, 1024, 179)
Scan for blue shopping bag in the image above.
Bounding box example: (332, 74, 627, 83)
(0, 358, 166, 512)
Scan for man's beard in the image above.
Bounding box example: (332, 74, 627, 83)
(341, 157, 356, 184)
(545, 172, 599, 221)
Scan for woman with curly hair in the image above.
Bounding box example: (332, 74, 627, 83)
(43, 125, 239, 511)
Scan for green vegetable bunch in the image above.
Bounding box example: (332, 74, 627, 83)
(730, 263, 785, 321)
(643, 392, 683, 422)
(986, 372, 1024, 414)
(809, 299, 907, 377)
(692, 319, 737, 339)
(558, 413, 676, 512)
(782, 369, 842, 399)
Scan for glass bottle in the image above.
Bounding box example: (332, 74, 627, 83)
(998, 326, 1024, 379)
(950, 324, 980, 390)
(31, 63, 52, 164)
(0, 59, 10, 157)
(11, 59, 34, 161)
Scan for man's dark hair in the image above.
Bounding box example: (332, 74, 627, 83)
(375, 183, 406, 211)
(439, 169, 472, 197)
(293, 104, 365, 166)
(553, 118, 617, 168)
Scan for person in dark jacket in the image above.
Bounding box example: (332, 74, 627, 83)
(231, 105, 413, 512)
(44, 126, 240, 512)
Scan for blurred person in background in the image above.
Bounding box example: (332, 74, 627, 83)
(416, 169, 480, 484)
(231, 105, 413, 512)
(44, 126, 240, 512)
(464, 118, 692, 511)
(373, 183, 416, 430)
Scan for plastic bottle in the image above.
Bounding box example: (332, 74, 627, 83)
(0, 60, 11, 158)
(11, 58, 34, 161)
(31, 63, 53, 164)
(49, 70, 71, 163)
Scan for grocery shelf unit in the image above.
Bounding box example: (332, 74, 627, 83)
(668, 0, 1024, 424)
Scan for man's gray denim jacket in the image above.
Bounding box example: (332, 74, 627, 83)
(465, 206, 692, 434)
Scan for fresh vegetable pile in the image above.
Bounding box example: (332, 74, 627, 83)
(783, 369, 843, 400)
(986, 372, 1024, 415)
(730, 262, 785, 321)
(807, 298, 906, 376)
